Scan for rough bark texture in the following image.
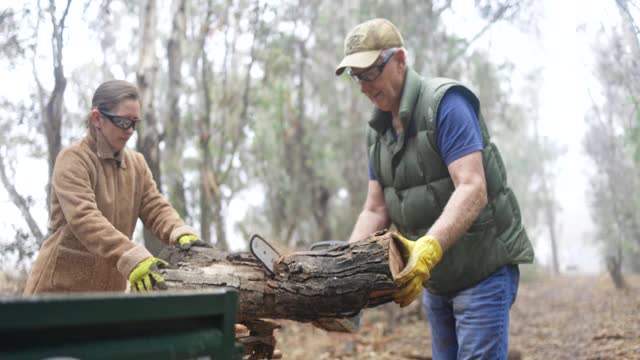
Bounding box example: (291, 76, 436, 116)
(158, 230, 399, 324)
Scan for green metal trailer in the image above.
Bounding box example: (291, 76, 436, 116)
(0, 288, 242, 359)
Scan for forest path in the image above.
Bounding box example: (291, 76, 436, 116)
(276, 273, 640, 359)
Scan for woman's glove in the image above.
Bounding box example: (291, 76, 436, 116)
(178, 234, 213, 250)
(128, 257, 169, 292)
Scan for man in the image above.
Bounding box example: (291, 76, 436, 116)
(336, 18, 534, 359)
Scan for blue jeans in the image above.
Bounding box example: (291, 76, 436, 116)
(422, 265, 520, 360)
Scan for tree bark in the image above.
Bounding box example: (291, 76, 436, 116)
(606, 248, 626, 290)
(43, 0, 71, 222)
(136, 0, 163, 255)
(158, 230, 401, 325)
(198, 50, 215, 247)
(196, 0, 216, 248)
(165, 0, 188, 219)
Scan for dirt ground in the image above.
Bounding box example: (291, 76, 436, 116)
(2, 271, 638, 359)
(275, 273, 640, 360)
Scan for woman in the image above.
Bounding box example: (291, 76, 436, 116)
(24, 80, 208, 294)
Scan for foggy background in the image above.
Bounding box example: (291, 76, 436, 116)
(1, 0, 638, 279)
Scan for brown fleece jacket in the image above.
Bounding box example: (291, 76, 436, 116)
(24, 129, 195, 293)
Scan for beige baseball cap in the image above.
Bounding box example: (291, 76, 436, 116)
(335, 18, 404, 76)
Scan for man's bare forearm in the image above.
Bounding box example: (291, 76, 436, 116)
(427, 182, 487, 251)
(348, 209, 391, 243)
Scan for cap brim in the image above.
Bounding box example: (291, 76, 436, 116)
(335, 50, 382, 76)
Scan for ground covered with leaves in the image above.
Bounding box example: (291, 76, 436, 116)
(2, 271, 638, 359)
(276, 273, 640, 359)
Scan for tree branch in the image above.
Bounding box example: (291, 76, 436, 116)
(220, 1, 264, 186)
(0, 153, 43, 241)
(441, 2, 514, 73)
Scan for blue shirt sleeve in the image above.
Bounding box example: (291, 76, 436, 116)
(369, 160, 377, 180)
(436, 89, 483, 166)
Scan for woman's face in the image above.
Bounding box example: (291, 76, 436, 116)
(92, 98, 140, 153)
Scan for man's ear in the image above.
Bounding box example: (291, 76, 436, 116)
(394, 48, 407, 69)
(91, 109, 102, 129)
(395, 49, 407, 72)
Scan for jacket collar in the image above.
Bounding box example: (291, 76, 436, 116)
(368, 67, 423, 135)
(86, 128, 127, 169)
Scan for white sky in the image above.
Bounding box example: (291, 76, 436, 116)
(0, 0, 625, 272)
(449, 0, 619, 273)
(534, 0, 600, 272)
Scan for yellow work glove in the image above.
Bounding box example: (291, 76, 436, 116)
(128, 257, 169, 292)
(392, 232, 443, 307)
(177, 234, 213, 250)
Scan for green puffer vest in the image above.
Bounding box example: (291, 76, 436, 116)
(367, 68, 534, 295)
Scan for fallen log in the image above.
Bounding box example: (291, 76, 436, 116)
(158, 230, 402, 324)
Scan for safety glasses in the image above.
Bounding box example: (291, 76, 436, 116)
(98, 108, 137, 130)
(348, 50, 397, 82)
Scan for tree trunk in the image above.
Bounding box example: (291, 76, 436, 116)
(542, 178, 560, 274)
(196, 0, 216, 248)
(165, 0, 188, 219)
(158, 230, 401, 325)
(311, 185, 332, 242)
(136, 0, 163, 255)
(606, 249, 626, 290)
(198, 49, 215, 246)
(43, 0, 72, 223)
(212, 192, 228, 251)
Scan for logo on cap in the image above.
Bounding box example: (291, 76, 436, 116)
(346, 35, 363, 53)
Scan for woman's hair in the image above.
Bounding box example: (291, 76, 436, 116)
(84, 80, 140, 129)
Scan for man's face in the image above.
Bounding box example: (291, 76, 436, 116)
(350, 50, 405, 113)
(92, 98, 140, 152)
